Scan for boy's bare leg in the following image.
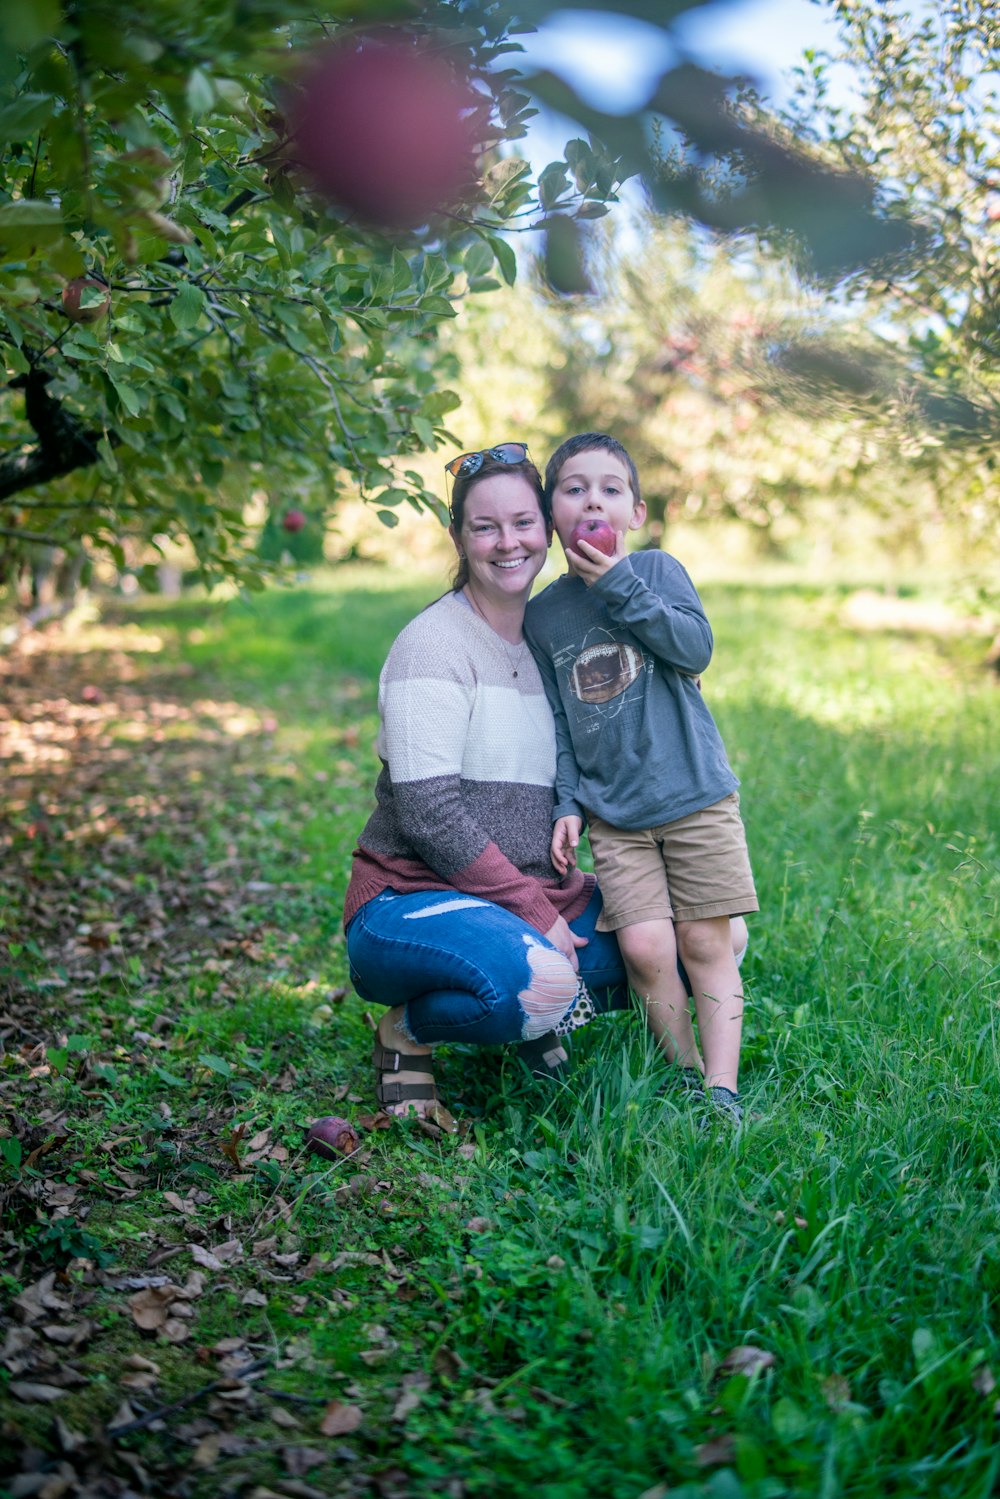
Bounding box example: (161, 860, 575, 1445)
(676, 916, 744, 1092)
(615, 918, 704, 1073)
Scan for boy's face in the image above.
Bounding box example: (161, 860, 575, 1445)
(550, 448, 646, 558)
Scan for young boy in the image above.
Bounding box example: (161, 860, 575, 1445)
(524, 433, 757, 1124)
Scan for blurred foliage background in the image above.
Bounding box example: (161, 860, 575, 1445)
(0, 0, 997, 619)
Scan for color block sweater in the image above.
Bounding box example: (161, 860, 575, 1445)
(343, 591, 593, 933)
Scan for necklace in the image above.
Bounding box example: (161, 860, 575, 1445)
(464, 587, 530, 678)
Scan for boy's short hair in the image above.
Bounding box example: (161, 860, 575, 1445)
(544, 432, 641, 508)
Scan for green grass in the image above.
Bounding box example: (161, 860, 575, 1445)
(1, 566, 998, 1498)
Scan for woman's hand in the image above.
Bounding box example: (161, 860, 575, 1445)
(551, 815, 583, 875)
(544, 915, 588, 971)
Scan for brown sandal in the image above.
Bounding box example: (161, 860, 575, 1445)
(373, 1043, 458, 1132)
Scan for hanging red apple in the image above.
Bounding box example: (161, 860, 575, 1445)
(292, 35, 480, 230)
(281, 508, 307, 533)
(61, 278, 111, 323)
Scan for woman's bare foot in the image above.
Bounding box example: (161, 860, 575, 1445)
(375, 1007, 440, 1121)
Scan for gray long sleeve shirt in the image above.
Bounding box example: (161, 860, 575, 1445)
(524, 551, 738, 830)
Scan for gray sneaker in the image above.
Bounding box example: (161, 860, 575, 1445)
(657, 1065, 704, 1101)
(702, 1085, 744, 1127)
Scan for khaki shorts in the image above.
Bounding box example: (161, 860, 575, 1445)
(589, 792, 759, 931)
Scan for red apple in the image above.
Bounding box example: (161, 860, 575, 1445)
(568, 517, 617, 557)
(281, 508, 307, 533)
(61, 277, 111, 323)
(292, 35, 480, 229)
(306, 1115, 360, 1160)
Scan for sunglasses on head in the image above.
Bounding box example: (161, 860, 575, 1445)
(444, 441, 528, 479)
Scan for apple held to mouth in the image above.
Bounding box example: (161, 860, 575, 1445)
(568, 518, 617, 557)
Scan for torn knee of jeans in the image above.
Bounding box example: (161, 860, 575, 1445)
(518, 943, 578, 1040)
(386, 1006, 419, 1045)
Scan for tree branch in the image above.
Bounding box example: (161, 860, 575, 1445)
(0, 370, 108, 502)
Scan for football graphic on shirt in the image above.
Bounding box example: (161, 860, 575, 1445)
(569, 642, 642, 704)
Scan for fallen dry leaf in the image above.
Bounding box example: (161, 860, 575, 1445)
(696, 1433, 737, 1467)
(9, 1380, 68, 1402)
(464, 1217, 493, 1234)
(822, 1373, 852, 1409)
(129, 1285, 176, 1332)
(282, 1446, 327, 1476)
(219, 1124, 246, 1170)
(270, 1405, 302, 1429)
(188, 1243, 224, 1271)
(319, 1400, 363, 1437)
(392, 1372, 431, 1422)
(715, 1344, 776, 1381)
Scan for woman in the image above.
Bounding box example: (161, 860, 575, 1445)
(344, 443, 628, 1124)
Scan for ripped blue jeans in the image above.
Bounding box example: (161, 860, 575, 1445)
(346, 886, 628, 1046)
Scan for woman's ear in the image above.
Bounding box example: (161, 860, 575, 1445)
(449, 523, 465, 559)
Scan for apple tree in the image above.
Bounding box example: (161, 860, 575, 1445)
(0, 0, 934, 599)
(0, 0, 636, 596)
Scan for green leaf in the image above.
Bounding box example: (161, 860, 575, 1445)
(485, 157, 531, 195)
(0, 199, 63, 245)
(186, 67, 215, 118)
(170, 281, 206, 331)
(4, 343, 29, 374)
(391, 248, 413, 292)
(376, 509, 400, 528)
(771, 1397, 809, 1445)
(0, 93, 55, 140)
(538, 161, 571, 211)
(198, 1052, 233, 1078)
(420, 296, 457, 319)
(108, 372, 142, 417)
(464, 241, 494, 278)
(153, 1065, 188, 1088)
(0, 0, 60, 54)
(912, 1326, 937, 1374)
(0, 1137, 23, 1170)
(486, 234, 517, 287)
(564, 138, 596, 190)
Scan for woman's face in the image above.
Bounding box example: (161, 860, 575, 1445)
(453, 473, 550, 605)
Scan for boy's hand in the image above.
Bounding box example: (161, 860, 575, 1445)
(565, 528, 627, 586)
(551, 815, 583, 875)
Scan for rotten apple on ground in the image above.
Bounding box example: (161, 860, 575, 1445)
(305, 1116, 359, 1159)
(281, 508, 307, 533)
(61, 278, 111, 323)
(568, 518, 618, 557)
(292, 34, 480, 229)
